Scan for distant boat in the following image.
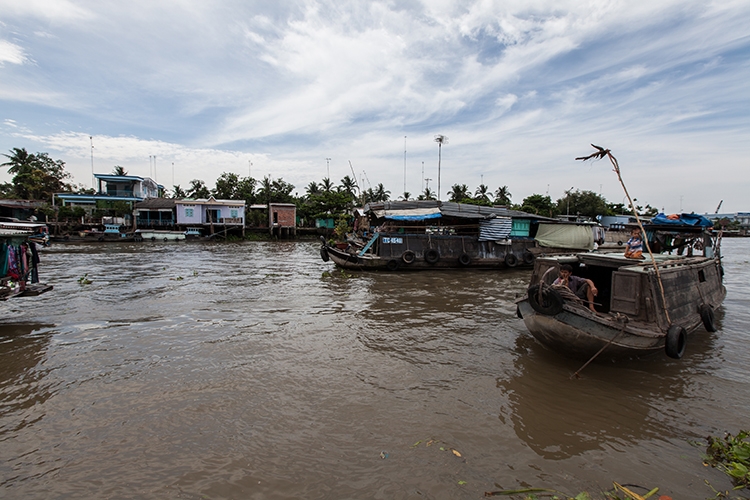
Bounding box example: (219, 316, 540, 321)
(133, 229, 186, 242)
(320, 200, 603, 271)
(516, 216, 726, 361)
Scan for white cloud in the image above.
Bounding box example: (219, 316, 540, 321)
(0, 39, 27, 65)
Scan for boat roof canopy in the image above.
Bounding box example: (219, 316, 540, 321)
(373, 208, 441, 221)
(364, 200, 553, 221)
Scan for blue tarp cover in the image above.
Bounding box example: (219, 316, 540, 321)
(651, 213, 713, 227)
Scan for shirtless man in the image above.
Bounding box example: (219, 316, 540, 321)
(553, 264, 598, 312)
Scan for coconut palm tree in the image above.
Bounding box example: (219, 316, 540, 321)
(171, 185, 187, 198)
(112, 165, 128, 176)
(320, 177, 334, 193)
(373, 183, 390, 202)
(449, 183, 470, 202)
(494, 185, 512, 206)
(475, 184, 491, 204)
(418, 187, 436, 200)
(306, 181, 320, 196)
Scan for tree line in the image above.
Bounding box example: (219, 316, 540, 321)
(2, 147, 658, 223)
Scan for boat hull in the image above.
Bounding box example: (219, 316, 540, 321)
(134, 230, 186, 242)
(517, 299, 668, 360)
(323, 244, 522, 270)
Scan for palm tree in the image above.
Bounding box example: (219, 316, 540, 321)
(320, 177, 334, 193)
(187, 179, 210, 199)
(399, 191, 411, 201)
(338, 175, 358, 199)
(449, 183, 470, 202)
(418, 187, 436, 200)
(475, 184, 491, 204)
(112, 165, 128, 176)
(171, 185, 187, 198)
(373, 183, 390, 202)
(494, 185, 512, 206)
(306, 181, 320, 196)
(1, 147, 35, 174)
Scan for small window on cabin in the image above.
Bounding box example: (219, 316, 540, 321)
(185, 208, 194, 217)
(231, 209, 238, 218)
(698, 269, 706, 283)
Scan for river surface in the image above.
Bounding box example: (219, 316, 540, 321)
(1, 238, 748, 499)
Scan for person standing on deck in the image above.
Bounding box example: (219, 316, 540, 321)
(553, 264, 598, 312)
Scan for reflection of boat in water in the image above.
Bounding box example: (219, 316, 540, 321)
(499, 333, 708, 461)
(516, 216, 726, 361)
(320, 201, 604, 271)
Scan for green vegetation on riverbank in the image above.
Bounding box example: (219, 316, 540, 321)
(3, 147, 661, 227)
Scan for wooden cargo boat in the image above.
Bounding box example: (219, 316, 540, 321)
(320, 201, 603, 271)
(516, 221, 725, 360)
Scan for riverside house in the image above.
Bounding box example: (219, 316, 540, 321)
(175, 197, 246, 237)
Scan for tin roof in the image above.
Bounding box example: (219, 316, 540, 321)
(363, 200, 554, 220)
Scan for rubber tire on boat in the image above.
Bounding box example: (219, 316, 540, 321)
(458, 253, 471, 266)
(700, 304, 717, 332)
(527, 284, 564, 316)
(424, 249, 440, 264)
(665, 325, 687, 359)
(320, 246, 330, 262)
(505, 253, 518, 267)
(522, 252, 535, 265)
(617, 241, 623, 246)
(402, 250, 416, 264)
(164, 237, 169, 242)
(151, 237, 156, 241)
(386, 259, 400, 271)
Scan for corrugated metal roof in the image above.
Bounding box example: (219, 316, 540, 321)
(135, 198, 176, 209)
(363, 200, 553, 220)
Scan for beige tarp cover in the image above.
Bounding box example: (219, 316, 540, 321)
(534, 223, 594, 250)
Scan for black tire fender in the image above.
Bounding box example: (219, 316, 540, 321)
(527, 284, 564, 316)
(402, 250, 416, 264)
(320, 246, 330, 262)
(458, 253, 471, 266)
(700, 304, 717, 332)
(505, 253, 518, 267)
(386, 259, 400, 271)
(164, 237, 169, 242)
(665, 325, 687, 359)
(424, 249, 439, 264)
(522, 252, 535, 265)
(617, 241, 623, 246)
(151, 236, 156, 241)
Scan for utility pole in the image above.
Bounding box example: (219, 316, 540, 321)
(403, 136, 407, 196)
(434, 135, 447, 201)
(325, 158, 331, 180)
(90, 136, 94, 189)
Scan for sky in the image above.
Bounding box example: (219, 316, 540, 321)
(1, 0, 748, 214)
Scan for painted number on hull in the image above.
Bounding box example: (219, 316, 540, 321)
(382, 237, 403, 244)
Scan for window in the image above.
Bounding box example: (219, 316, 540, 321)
(185, 208, 194, 217)
(231, 209, 238, 218)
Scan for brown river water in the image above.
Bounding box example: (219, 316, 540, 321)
(1, 238, 749, 499)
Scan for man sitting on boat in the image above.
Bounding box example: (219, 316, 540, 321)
(553, 264, 598, 312)
(624, 228, 644, 259)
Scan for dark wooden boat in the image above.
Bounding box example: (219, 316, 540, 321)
(320, 201, 603, 271)
(516, 222, 726, 360)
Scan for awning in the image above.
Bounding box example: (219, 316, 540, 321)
(373, 208, 442, 221)
(535, 223, 595, 250)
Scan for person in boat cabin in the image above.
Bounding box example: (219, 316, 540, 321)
(553, 264, 598, 312)
(624, 228, 644, 259)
